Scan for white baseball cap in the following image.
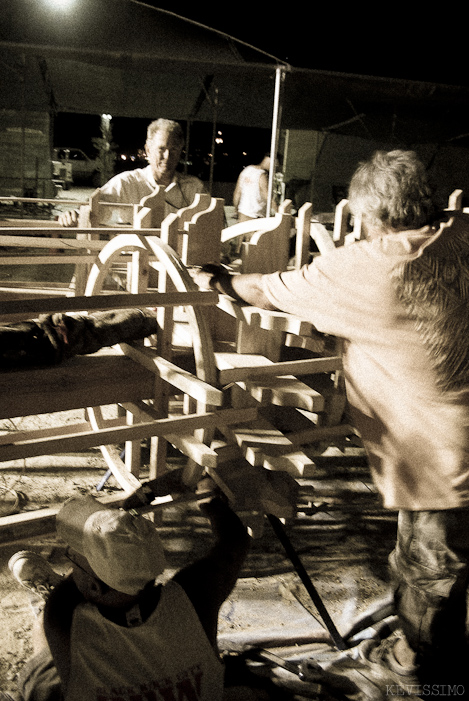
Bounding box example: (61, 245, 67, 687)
(56, 495, 166, 595)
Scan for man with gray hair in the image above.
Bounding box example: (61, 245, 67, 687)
(195, 150, 469, 692)
(58, 119, 205, 226)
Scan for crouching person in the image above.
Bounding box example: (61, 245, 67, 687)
(8, 488, 250, 701)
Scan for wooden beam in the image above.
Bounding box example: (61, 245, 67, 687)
(0, 407, 258, 462)
(0, 290, 218, 321)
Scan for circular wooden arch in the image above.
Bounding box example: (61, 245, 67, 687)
(84, 233, 218, 492)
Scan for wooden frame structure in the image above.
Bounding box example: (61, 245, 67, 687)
(0, 190, 384, 541)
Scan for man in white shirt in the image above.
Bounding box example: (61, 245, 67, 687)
(58, 119, 205, 227)
(195, 150, 469, 692)
(232, 154, 270, 221)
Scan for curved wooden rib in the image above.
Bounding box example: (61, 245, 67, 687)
(84, 233, 218, 492)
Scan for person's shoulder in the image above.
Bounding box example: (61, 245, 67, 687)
(101, 166, 148, 189)
(175, 172, 204, 186)
(118, 166, 151, 182)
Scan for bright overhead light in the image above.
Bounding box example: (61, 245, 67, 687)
(44, 0, 76, 9)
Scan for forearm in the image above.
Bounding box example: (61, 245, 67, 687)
(174, 497, 250, 618)
(195, 264, 278, 310)
(43, 576, 83, 687)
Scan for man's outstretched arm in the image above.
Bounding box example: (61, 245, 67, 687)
(193, 264, 278, 311)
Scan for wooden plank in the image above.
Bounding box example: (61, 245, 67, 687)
(218, 413, 298, 467)
(0, 419, 100, 446)
(215, 352, 342, 384)
(119, 344, 223, 406)
(0, 235, 106, 250)
(333, 199, 350, 246)
(245, 375, 325, 412)
(0, 219, 63, 228)
(216, 295, 316, 336)
(0, 289, 218, 321)
(218, 405, 357, 466)
(0, 287, 71, 300)
(0, 406, 258, 462)
(0, 255, 97, 265)
(216, 352, 325, 411)
(263, 451, 316, 477)
(120, 401, 220, 468)
(0, 353, 155, 419)
(0, 507, 59, 544)
(181, 198, 224, 266)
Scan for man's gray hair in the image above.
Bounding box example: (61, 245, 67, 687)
(348, 150, 437, 232)
(146, 119, 184, 145)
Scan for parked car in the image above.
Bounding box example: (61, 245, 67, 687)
(53, 147, 100, 186)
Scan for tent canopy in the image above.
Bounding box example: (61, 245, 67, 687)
(2, 0, 469, 144)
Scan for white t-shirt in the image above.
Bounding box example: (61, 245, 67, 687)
(236, 165, 267, 218)
(262, 214, 469, 511)
(98, 165, 206, 224)
(66, 580, 224, 701)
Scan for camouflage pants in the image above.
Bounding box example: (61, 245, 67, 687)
(390, 507, 469, 686)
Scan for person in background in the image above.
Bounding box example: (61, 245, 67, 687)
(7, 485, 250, 701)
(58, 119, 206, 227)
(195, 150, 469, 693)
(233, 153, 272, 221)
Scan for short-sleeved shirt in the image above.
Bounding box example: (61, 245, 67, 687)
(262, 214, 469, 511)
(236, 165, 267, 218)
(66, 580, 224, 701)
(98, 165, 206, 224)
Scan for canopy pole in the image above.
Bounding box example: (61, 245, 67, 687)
(208, 87, 219, 194)
(267, 66, 286, 217)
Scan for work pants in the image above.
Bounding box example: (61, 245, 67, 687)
(390, 507, 469, 689)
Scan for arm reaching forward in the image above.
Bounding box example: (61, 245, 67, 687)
(193, 264, 278, 310)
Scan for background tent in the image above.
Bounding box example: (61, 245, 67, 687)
(2, 0, 469, 203)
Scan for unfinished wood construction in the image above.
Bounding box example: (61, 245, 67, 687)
(211, 200, 357, 486)
(0, 232, 269, 541)
(78, 186, 224, 263)
(0, 187, 225, 300)
(0, 192, 372, 541)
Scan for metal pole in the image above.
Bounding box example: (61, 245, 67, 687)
(208, 87, 219, 195)
(267, 514, 347, 650)
(267, 66, 285, 217)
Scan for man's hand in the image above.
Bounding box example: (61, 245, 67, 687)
(58, 209, 79, 227)
(121, 467, 193, 510)
(192, 263, 228, 291)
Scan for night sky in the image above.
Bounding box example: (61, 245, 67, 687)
(143, 4, 461, 87)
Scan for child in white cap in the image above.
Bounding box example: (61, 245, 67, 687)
(8, 487, 250, 701)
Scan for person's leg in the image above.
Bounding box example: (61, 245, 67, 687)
(390, 508, 469, 688)
(8, 552, 63, 701)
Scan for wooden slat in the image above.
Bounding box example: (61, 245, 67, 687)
(215, 352, 342, 384)
(0, 290, 218, 321)
(0, 406, 258, 462)
(216, 294, 317, 336)
(0, 235, 106, 250)
(120, 344, 223, 406)
(0, 353, 155, 419)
